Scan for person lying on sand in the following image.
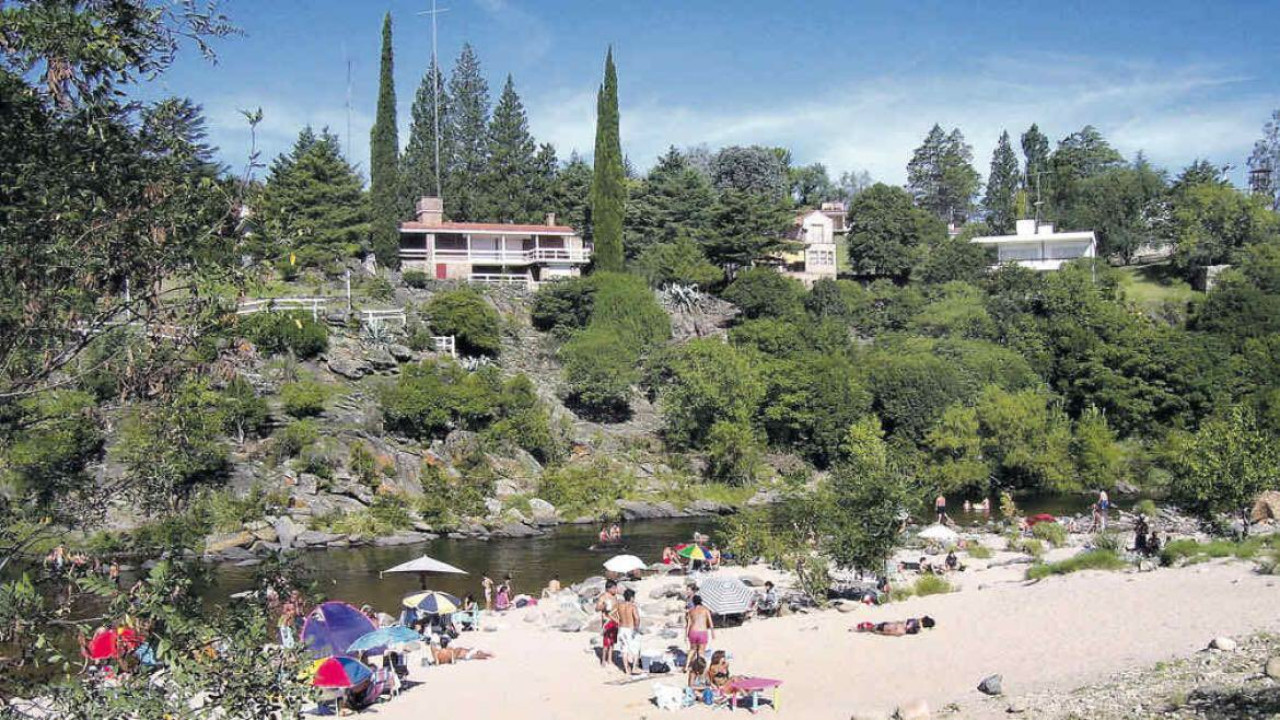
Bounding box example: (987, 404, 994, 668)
(853, 616, 936, 636)
(432, 639, 495, 664)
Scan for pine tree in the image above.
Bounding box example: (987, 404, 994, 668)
(984, 130, 1021, 233)
(907, 124, 980, 224)
(552, 152, 593, 240)
(590, 47, 625, 272)
(626, 147, 715, 257)
(1020, 123, 1051, 201)
(403, 58, 450, 205)
(531, 142, 559, 219)
(482, 75, 539, 223)
(369, 12, 402, 268)
(446, 43, 490, 221)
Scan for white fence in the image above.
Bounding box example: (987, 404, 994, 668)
(359, 308, 407, 326)
(432, 335, 456, 358)
(236, 297, 327, 320)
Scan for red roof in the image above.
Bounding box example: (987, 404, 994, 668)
(400, 221, 577, 234)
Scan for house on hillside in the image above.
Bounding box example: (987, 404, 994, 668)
(779, 201, 845, 284)
(399, 197, 591, 287)
(970, 219, 1097, 271)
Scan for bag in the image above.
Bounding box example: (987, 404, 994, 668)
(647, 660, 670, 674)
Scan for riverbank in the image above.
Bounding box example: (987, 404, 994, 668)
(358, 552, 1279, 719)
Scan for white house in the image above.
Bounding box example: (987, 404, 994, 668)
(399, 197, 591, 287)
(970, 219, 1097, 271)
(780, 201, 845, 284)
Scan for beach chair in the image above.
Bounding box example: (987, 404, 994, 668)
(451, 608, 482, 631)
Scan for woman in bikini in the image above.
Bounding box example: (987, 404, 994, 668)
(707, 650, 732, 690)
(685, 594, 714, 662)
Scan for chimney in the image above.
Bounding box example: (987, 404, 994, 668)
(1038, 223, 1054, 235)
(545, 212, 556, 226)
(1015, 218, 1037, 236)
(416, 196, 443, 224)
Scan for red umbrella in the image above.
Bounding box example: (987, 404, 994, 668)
(86, 629, 119, 661)
(1027, 513, 1057, 526)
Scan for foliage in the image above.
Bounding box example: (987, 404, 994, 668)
(967, 543, 993, 560)
(531, 274, 597, 334)
(916, 230, 994, 285)
(416, 462, 491, 525)
(625, 148, 716, 256)
(868, 349, 975, 443)
(591, 48, 626, 271)
(537, 458, 635, 519)
(704, 421, 762, 486)
(710, 145, 791, 197)
(425, 288, 501, 356)
(1068, 161, 1167, 264)
(1026, 549, 1127, 580)
(721, 267, 806, 319)
(314, 496, 414, 536)
(658, 339, 764, 449)
(369, 12, 402, 269)
(403, 269, 430, 288)
(274, 418, 319, 460)
(820, 417, 909, 573)
(1031, 521, 1068, 547)
(760, 353, 872, 467)
(1159, 534, 1280, 566)
(403, 58, 450, 206)
(482, 75, 549, 223)
(1166, 405, 1279, 532)
(219, 377, 270, 443)
(633, 236, 723, 289)
(1, 390, 102, 507)
(444, 43, 490, 221)
(279, 376, 331, 418)
(237, 311, 328, 359)
(984, 130, 1022, 234)
(846, 183, 947, 280)
(704, 188, 795, 269)
(907, 124, 981, 223)
(1072, 407, 1129, 490)
(1247, 109, 1280, 210)
(912, 574, 953, 597)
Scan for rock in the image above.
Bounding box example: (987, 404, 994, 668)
(295, 530, 345, 547)
(272, 516, 301, 548)
(977, 674, 1003, 696)
(1209, 636, 1237, 651)
(234, 558, 261, 567)
(214, 547, 255, 562)
(365, 346, 398, 370)
(203, 531, 254, 555)
(583, 616, 603, 633)
(738, 575, 766, 588)
(1138, 560, 1156, 572)
(490, 522, 541, 539)
(894, 699, 930, 720)
(834, 602, 857, 614)
(1265, 656, 1280, 679)
(373, 532, 431, 547)
(296, 473, 320, 496)
(574, 576, 606, 598)
(1006, 700, 1027, 714)
(494, 479, 521, 498)
(484, 498, 503, 516)
(615, 499, 682, 520)
(388, 344, 414, 362)
(327, 353, 370, 380)
(685, 499, 734, 515)
(248, 524, 278, 544)
(528, 498, 558, 526)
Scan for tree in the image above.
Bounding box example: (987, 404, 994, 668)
(984, 131, 1021, 233)
(760, 354, 873, 467)
(845, 183, 946, 280)
(836, 169, 874, 203)
(915, 227, 994, 285)
(625, 147, 716, 257)
(482, 75, 539, 223)
(821, 417, 909, 573)
(1167, 405, 1279, 534)
(590, 47, 626, 271)
(256, 127, 368, 269)
(445, 43, 490, 221)
(551, 152, 593, 241)
(1050, 125, 1124, 217)
(632, 236, 723, 289)
(425, 288, 502, 357)
(721, 267, 807, 319)
(1247, 109, 1280, 210)
(1020, 123, 1051, 201)
(1073, 160, 1167, 263)
(711, 146, 790, 197)
(704, 189, 794, 269)
(369, 12, 402, 269)
(789, 163, 834, 206)
(907, 125, 981, 224)
(1072, 407, 1128, 490)
(1168, 183, 1278, 278)
(705, 420, 763, 486)
(659, 339, 764, 449)
(403, 58, 450, 203)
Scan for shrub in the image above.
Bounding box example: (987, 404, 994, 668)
(561, 326, 639, 418)
(363, 276, 396, 302)
(537, 459, 636, 519)
(633, 236, 723, 289)
(1093, 531, 1123, 553)
(912, 574, 953, 596)
(1133, 498, 1159, 518)
(275, 419, 320, 459)
(314, 496, 414, 536)
(279, 377, 331, 418)
(966, 542, 993, 559)
(349, 442, 394, 487)
(704, 420, 762, 486)
(1026, 549, 1127, 580)
(402, 270, 430, 289)
(587, 272, 671, 349)
(531, 275, 597, 334)
(239, 311, 329, 359)
(416, 463, 491, 525)
(1031, 521, 1068, 548)
(220, 377, 270, 442)
(1013, 537, 1045, 559)
(425, 288, 501, 356)
(721, 267, 806, 320)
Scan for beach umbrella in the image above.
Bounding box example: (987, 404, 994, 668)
(402, 590, 461, 615)
(381, 554, 468, 590)
(86, 629, 120, 661)
(918, 524, 959, 543)
(308, 655, 373, 688)
(603, 554, 647, 574)
(676, 544, 711, 561)
(346, 626, 421, 654)
(697, 577, 756, 615)
(301, 602, 376, 658)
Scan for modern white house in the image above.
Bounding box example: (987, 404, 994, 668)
(399, 197, 591, 286)
(970, 218, 1097, 271)
(780, 201, 845, 284)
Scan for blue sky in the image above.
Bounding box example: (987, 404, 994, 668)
(156, 0, 1280, 186)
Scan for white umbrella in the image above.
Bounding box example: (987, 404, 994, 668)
(603, 554, 646, 574)
(697, 577, 756, 615)
(918, 524, 959, 543)
(381, 555, 468, 589)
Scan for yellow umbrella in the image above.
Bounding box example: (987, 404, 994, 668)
(401, 590, 460, 615)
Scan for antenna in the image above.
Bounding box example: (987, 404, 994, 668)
(418, 0, 449, 198)
(343, 42, 353, 154)
(1032, 169, 1049, 224)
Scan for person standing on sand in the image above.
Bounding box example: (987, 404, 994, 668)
(612, 588, 641, 675)
(935, 494, 948, 524)
(482, 575, 494, 611)
(596, 579, 619, 667)
(1091, 490, 1111, 532)
(685, 594, 714, 662)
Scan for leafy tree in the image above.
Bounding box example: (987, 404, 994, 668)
(915, 226, 994, 285)
(659, 339, 764, 449)
(369, 12, 402, 268)
(1166, 405, 1279, 534)
(531, 274, 598, 335)
(789, 162, 835, 206)
(909, 281, 996, 339)
(139, 97, 224, 176)
(1072, 406, 1128, 490)
(425, 288, 502, 357)
(552, 152, 594, 241)
(1195, 242, 1280, 343)
(1069, 161, 1167, 264)
(256, 127, 368, 269)
(710, 145, 790, 197)
(821, 416, 908, 572)
(237, 311, 329, 359)
(704, 189, 795, 269)
(403, 58, 451, 203)
(591, 48, 626, 271)
(625, 147, 716, 256)
(481, 75, 540, 223)
(633, 236, 723, 289)
(836, 169, 874, 203)
(845, 183, 946, 280)
(705, 420, 763, 486)
(1049, 125, 1124, 217)
(867, 349, 974, 442)
(1169, 183, 1278, 278)
(984, 130, 1021, 233)
(1, 391, 102, 508)
(1247, 109, 1280, 210)
(1020, 123, 1051, 200)
(220, 377, 270, 443)
(760, 354, 872, 466)
(280, 376, 331, 418)
(445, 43, 490, 221)
(907, 125, 981, 224)
(721, 267, 806, 319)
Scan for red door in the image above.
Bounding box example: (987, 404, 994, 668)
(436, 263, 448, 280)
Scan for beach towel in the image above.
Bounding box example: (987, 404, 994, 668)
(652, 683, 684, 711)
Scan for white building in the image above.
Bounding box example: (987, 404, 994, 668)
(399, 197, 591, 287)
(970, 219, 1097, 271)
(780, 201, 844, 284)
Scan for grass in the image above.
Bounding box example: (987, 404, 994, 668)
(966, 543, 993, 560)
(912, 574, 953, 596)
(1160, 535, 1280, 566)
(1026, 549, 1128, 580)
(1031, 521, 1068, 547)
(1115, 263, 1197, 309)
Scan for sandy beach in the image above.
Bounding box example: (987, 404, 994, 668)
(358, 553, 1280, 720)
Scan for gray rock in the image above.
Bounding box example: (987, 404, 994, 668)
(558, 619, 586, 633)
(1265, 656, 1280, 680)
(978, 674, 1003, 696)
(738, 575, 766, 588)
(234, 558, 261, 567)
(491, 522, 541, 539)
(272, 516, 301, 549)
(388, 344, 414, 362)
(365, 347, 397, 370)
(484, 497, 503, 516)
(685, 499, 734, 515)
(1006, 700, 1026, 714)
(1138, 560, 1156, 572)
(296, 473, 320, 496)
(528, 498, 558, 526)
(213, 547, 255, 562)
(1209, 636, 1237, 651)
(373, 532, 432, 547)
(615, 499, 682, 520)
(327, 354, 370, 380)
(203, 531, 254, 555)
(295, 530, 344, 547)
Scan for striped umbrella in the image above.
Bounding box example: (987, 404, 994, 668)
(309, 655, 373, 688)
(697, 577, 756, 615)
(346, 626, 422, 654)
(402, 590, 461, 615)
(676, 544, 711, 561)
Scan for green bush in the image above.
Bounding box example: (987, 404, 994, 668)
(705, 420, 762, 486)
(531, 275, 597, 334)
(314, 496, 414, 536)
(586, 272, 671, 349)
(275, 419, 320, 459)
(239, 311, 329, 359)
(349, 442, 394, 487)
(1133, 498, 1159, 518)
(633, 236, 723, 289)
(537, 458, 636, 519)
(403, 270, 430, 288)
(1031, 521, 1068, 548)
(966, 542, 993, 559)
(220, 377, 270, 442)
(364, 276, 396, 302)
(425, 288, 501, 356)
(1026, 549, 1127, 580)
(721, 267, 806, 320)
(279, 377, 331, 418)
(1013, 537, 1045, 559)
(416, 462, 491, 525)
(912, 574, 953, 596)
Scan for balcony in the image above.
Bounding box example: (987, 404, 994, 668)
(398, 246, 592, 265)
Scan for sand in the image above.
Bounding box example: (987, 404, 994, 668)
(361, 553, 1280, 720)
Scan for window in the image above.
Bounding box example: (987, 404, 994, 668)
(999, 245, 1041, 262)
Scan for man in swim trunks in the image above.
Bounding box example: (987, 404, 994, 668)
(612, 588, 641, 675)
(596, 579, 619, 667)
(854, 616, 936, 636)
(685, 594, 714, 662)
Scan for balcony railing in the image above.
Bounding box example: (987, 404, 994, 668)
(398, 247, 591, 264)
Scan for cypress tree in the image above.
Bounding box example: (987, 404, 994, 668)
(1021, 123, 1050, 200)
(482, 75, 539, 223)
(369, 12, 401, 268)
(446, 43, 490, 221)
(403, 58, 450, 206)
(590, 47, 625, 272)
(984, 130, 1021, 233)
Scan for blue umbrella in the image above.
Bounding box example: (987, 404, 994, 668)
(346, 626, 422, 654)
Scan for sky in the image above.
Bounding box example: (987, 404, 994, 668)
(152, 0, 1280, 187)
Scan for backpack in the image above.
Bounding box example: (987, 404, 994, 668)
(647, 660, 670, 674)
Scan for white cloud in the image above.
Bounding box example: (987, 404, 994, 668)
(527, 54, 1271, 185)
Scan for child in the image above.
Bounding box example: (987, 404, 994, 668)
(685, 656, 712, 706)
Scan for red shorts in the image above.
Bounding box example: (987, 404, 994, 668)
(602, 621, 618, 647)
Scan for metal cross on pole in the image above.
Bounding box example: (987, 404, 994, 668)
(417, 0, 449, 199)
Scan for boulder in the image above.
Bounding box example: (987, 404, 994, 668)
(615, 499, 682, 520)
(558, 618, 586, 633)
(583, 616, 603, 633)
(528, 498, 558, 526)
(295, 473, 320, 496)
(203, 531, 254, 556)
(738, 575, 766, 588)
(1252, 490, 1280, 522)
(1006, 700, 1027, 714)
(272, 516, 301, 549)
(327, 353, 370, 380)
(484, 498, 503, 516)
(373, 533, 432, 547)
(388, 344, 414, 362)
(365, 347, 398, 370)
(894, 699, 930, 720)
(295, 530, 345, 547)
(834, 602, 857, 614)
(1138, 560, 1156, 572)
(491, 522, 541, 539)
(1209, 636, 1237, 651)
(685, 499, 734, 515)
(977, 674, 1003, 696)
(1265, 656, 1280, 680)
(214, 546, 255, 562)
(247, 523, 278, 544)
(574, 576, 606, 598)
